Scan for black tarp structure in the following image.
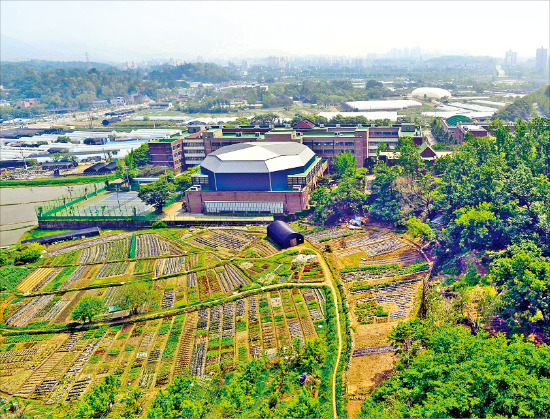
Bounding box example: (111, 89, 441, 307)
(21, 227, 100, 245)
(267, 221, 304, 249)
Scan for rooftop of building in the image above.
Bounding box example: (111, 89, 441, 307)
(445, 115, 474, 127)
(201, 142, 315, 174)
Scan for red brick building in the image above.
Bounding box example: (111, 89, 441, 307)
(185, 142, 327, 215)
(148, 137, 184, 173)
(188, 122, 422, 169)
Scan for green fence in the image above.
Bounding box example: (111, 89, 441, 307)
(36, 184, 105, 218)
(163, 191, 185, 209)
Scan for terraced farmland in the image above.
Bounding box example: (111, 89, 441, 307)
(0, 225, 338, 417)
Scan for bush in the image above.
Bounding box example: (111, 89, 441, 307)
(152, 221, 168, 229)
(15, 243, 45, 264)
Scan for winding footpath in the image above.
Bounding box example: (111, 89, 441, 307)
(312, 247, 344, 418)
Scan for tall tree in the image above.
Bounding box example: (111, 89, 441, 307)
(71, 296, 104, 323)
(119, 282, 152, 315)
(137, 176, 176, 212)
(332, 151, 357, 178)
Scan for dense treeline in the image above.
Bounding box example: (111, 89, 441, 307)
(179, 79, 389, 113)
(146, 62, 239, 83)
(0, 64, 164, 108)
(366, 118, 550, 253)
(359, 307, 550, 418)
(492, 85, 550, 121)
(357, 118, 550, 416)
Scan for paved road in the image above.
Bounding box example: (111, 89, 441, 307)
(424, 128, 436, 146)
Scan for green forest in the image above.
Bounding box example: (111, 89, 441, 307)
(352, 117, 550, 417)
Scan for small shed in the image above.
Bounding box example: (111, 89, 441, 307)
(267, 221, 304, 249)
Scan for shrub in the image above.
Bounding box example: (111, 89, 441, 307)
(152, 221, 168, 229)
(15, 243, 45, 264)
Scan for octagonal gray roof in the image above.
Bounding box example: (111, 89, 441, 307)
(201, 142, 315, 174)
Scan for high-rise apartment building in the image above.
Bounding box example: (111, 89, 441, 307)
(505, 50, 517, 66)
(536, 47, 548, 73)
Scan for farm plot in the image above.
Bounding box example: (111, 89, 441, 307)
(0, 288, 328, 401)
(335, 237, 405, 258)
(48, 233, 131, 258)
(216, 265, 249, 292)
(5, 294, 55, 327)
(17, 268, 62, 293)
(159, 256, 189, 276)
(358, 248, 424, 267)
(59, 266, 87, 289)
(341, 262, 428, 283)
(43, 249, 81, 267)
(95, 261, 130, 279)
(300, 260, 324, 283)
(191, 230, 256, 252)
(341, 265, 401, 282)
(304, 227, 361, 244)
(238, 238, 279, 258)
(136, 234, 184, 258)
(79, 238, 131, 264)
(239, 260, 283, 283)
(134, 258, 157, 275)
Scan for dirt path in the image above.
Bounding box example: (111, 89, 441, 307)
(311, 248, 343, 418)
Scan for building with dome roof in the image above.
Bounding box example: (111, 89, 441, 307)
(185, 142, 327, 215)
(411, 87, 452, 100)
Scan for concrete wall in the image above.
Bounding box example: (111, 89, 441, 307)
(38, 218, 267, 230)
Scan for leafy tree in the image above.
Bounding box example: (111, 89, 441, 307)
(360, 321, 550, 418)
(396, 137, 425, 178)
(234, 116, 251, 125)
(332, 151, 357, 178)
(75, 375, 120, 418)
(131, 143, 150, 167)
(368, 162, 402, 224)
(491, 250, 550, 326)
(376, 141, 388, 156)
(55, 136, 71, 143)
(447, 202, 504, 251)
(123, 388, 144, 418)
(137, 176, 176, 212)
(152, 221, 168, 229)
(278, 388, 325, 418)
(14, 243, 44, 264)
(71, 296, 104, 323)
(251, 112, 278, 125)
(492, 96, 535, 121)
(148, 373, 208, 418)
(0, 252, 9, 267)
(406, 217, 436, 245)
(174, 166, 200, 191)
(119, 282, 152, 315)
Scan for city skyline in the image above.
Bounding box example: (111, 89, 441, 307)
(1, 1, 549, 63)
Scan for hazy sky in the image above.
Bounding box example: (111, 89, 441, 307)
(1, 1, 549, 62)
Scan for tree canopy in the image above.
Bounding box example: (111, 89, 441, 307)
(360, 320, 550, 418)
(137, 176, 176, 213)
(71, 295, 104, 323)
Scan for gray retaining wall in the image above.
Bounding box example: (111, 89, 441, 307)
(38, 218, 269, 230)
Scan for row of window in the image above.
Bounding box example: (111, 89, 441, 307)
(303, 141, 355, 147)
